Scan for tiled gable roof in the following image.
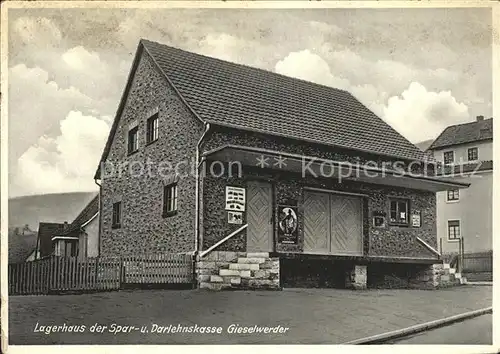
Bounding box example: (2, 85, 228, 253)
(437, 160, 493, 176)
(37, 222, 66, 258)
(63, 194, 99, 235)
(8, 231, 38, 264)
(95, 39, 430, 178)
(143, 40, 429, 161)
(429, 118, 493, 150)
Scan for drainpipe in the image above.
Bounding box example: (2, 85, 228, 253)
(195, 122, 211, 257)
(94, 178, 102, 257)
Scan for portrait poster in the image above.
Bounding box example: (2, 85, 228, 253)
(277, 205, 298, 244)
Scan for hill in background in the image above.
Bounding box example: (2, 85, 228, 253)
(8, 192, 98, 231)
(415, 138, 435, 152)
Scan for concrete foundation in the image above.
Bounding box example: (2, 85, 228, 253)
(345, 265, 367, 290)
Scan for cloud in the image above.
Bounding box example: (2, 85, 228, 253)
(383, 82, 470, 142)
(198, 33, 258, 65)
(275, 49, 350, 89)
(8, 64, 94, 168)
(10, 111, 110, 197)
(12, 17, 62, 48)
(275, 50, 470, 143)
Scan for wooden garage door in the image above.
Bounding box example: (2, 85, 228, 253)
(303, 191, 330, 253)
(247, 181, 273, 252)
(330, 195, 363, 255)
(303, 190, 363, 255)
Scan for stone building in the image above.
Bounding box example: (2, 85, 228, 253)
(94, 39, 469, 290)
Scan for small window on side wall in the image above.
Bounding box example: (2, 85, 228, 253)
(389, 198, 409, 226)
(163, 183, 178, 217)
(112, 202, 122, 229)
(446, 189, 459, 201)
(128, 126, 139, 154)
(147, 113, 159, 144)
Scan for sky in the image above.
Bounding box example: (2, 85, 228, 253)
(7, 7, 493, 197)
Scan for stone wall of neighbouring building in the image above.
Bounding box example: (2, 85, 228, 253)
(100, 49, 203, 256)
(196, 251, 280, 290)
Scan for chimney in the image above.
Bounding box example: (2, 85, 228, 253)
(63, 221, 69, 231)
(476, 115, 484, 121)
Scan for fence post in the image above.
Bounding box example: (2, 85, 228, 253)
(119, 257, 124, 289)
(461, 237, 465, 273)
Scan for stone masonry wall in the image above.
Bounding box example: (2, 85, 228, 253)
(100, 50, 203, 256)
(202, 167, 437, 259)
(196, 251, 280, 290)
(408, 263, 463, 289)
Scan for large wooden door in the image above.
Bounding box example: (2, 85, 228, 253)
(303, 191, 330, 253)
(247, 181, 273, 252)
(330, 195, 363, 255)
(303, 190, 363, 255)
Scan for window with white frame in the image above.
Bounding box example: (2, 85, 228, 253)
(467, 147, 478, 161)
(389, 198, 409, 226)
(112, 201, 122, 229)
(446, 189, 459, 201)
(128, 126, 139, 154)
(146, 113, 159, 144)
(448, 220, 460, 240)
(163, 183, 178, 217)
(443, 151, 454, 165)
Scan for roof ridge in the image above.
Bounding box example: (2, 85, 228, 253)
(140, 38, 353, 96)
(448, 118, 493, 128)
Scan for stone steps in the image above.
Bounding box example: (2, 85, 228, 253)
(237, 257, 266, 264)
(196, 251, 280, 291)
(229, 263, 259, 270)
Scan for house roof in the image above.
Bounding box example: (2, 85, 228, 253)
(8, 231, 38, 264)
(437, 160, 493, 176)
(63, 194, 99, 235)
(37, 222, 66, 258)
(429, 118, 493, 150)
(95, 39, 430, 178)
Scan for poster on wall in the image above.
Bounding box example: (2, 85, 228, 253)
(278, 205, 298, 244)
(412, 210, 421, 227)
(225, 186, 246, 211)
(372, 211, 386, 227)
(228, 211, 243, 225)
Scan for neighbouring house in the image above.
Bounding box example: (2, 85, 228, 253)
(36, 194, 99, 259)
(427, 116, 493, 256)
(94, 39, 469, 290)
(8, 228, 38, 264)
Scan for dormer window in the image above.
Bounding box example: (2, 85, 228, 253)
(443, 151, 454, 165)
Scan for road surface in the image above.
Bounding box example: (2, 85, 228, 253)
(391, 314, 492, 344)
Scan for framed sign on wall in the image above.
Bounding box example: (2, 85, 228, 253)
(277, 205, 298, 245)
(412, 210, 421, 228)
(225, 186, 246, 211)
(228, 211, 243, 225)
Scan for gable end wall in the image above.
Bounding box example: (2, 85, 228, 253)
(99, 50, 203, 256)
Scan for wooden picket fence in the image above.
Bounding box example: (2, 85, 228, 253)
(462, 251, 493, 274)
(8, 253, 194, 295)
(122, 253, 193, 284)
